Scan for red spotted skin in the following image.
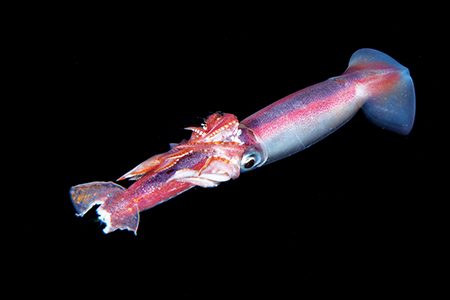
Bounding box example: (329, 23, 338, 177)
(94, 113, 246, 233)
(99, 154, 205, 230)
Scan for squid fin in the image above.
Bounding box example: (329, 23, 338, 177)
(70, 181, 125, 216)
(347, 48, 416, 135)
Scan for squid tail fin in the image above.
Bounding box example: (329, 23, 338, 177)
(70, 181, 140, 234)
(346, 48, 416, 135)
(70, 181, 125, 216)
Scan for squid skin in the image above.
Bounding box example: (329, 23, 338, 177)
(71, 113, 245, 234)
(70, 48, 415, 234)
(238, 48, 415, 170)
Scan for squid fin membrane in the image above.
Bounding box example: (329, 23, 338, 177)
(348, 48, 416, 135)
(70, 181, 125, 216)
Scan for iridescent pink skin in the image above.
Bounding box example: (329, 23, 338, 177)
(239, 48, 415, 169)
(71, 49, 415, 234)
(71, 113, 246, 234)
(95, 158, 199, 234)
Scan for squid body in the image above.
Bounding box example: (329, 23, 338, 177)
(70, 48, 415, 234)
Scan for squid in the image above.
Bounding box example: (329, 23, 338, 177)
(70, 48, 415, 234)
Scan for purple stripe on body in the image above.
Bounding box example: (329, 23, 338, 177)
(242, 77, 353, 136)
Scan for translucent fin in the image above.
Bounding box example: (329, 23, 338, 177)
(363, 75, 415, 135)
(348, 48, 407, 71)
(70, 181, 125, 216)
(348, 48, 416, 135)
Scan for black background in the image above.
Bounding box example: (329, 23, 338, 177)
(16, 3, 445, 297)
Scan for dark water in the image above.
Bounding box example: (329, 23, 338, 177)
(18, 6, 444, 297)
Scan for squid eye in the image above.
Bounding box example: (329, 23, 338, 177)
(240, 149, 263, 172)
(244, 158, 255, 169)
